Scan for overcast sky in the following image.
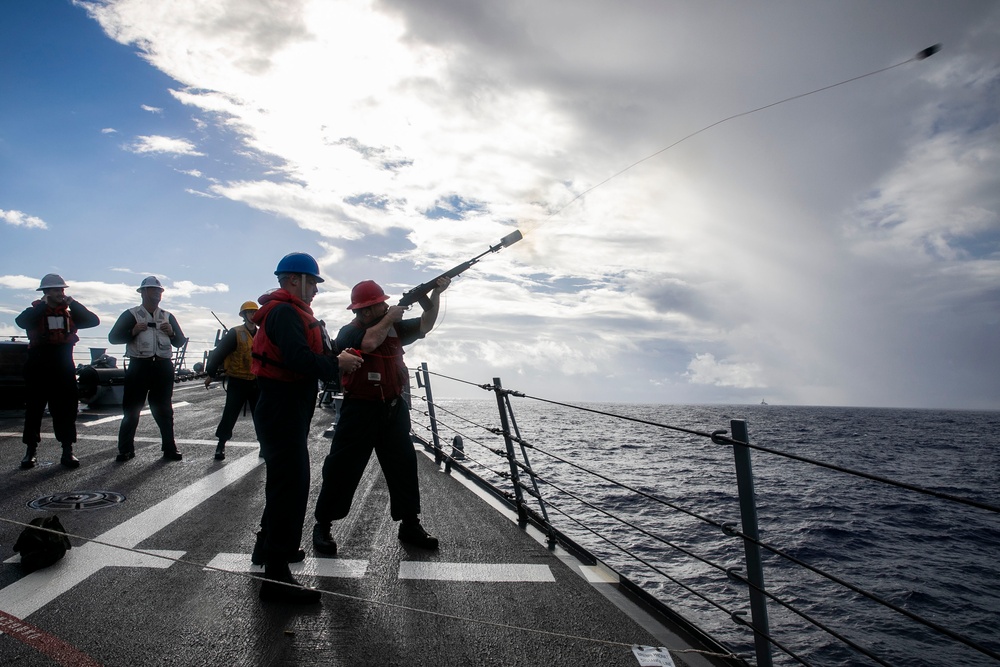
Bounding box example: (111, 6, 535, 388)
(2, 0, 998, 409)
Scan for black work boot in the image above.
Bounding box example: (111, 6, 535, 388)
(252, 531, 305, 566)
(398, 519, 439, 550)
(251, 530, 266, 565)
(60, 443, 80, 469)
(312, 523, 337, 556)
(162, 447, 183, 461)
(20, 445, 37, 470)
(259, 561, 320, 604)
(214, 441, 226, 460)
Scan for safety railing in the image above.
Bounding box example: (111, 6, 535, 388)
(3, 335, 213, 377)
(407, 363, 1000, 667)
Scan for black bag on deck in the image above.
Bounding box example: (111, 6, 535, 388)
(13, 515, 72, 573)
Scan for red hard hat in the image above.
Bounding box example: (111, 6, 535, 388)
(348, 280, 389, 310)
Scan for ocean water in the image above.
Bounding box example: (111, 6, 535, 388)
(416, 400, 1000, 667)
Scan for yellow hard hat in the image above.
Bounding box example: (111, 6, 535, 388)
(239, 301, 260, 315)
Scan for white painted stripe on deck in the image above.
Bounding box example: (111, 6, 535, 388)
(82, 401, 191, 426)
(5, 549, 185, 568)
(206, 554, 369, 579)
(398, 561, 554, 582)
(0, 453, 263, 619)
(173, 383, 211, 393)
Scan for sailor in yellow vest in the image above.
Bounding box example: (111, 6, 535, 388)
(204, 301, 261, 460)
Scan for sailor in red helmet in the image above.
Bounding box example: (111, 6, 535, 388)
(250, 252, 362, 604)
(312, 275, 450, 556)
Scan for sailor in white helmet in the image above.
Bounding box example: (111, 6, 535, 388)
(107, 276, 186, 462)
(15, 273, 100, 469)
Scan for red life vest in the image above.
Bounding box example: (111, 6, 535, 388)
(250, 289, 323, 381)
(24, 301, 79, 347)
(341, 323, 408, 401)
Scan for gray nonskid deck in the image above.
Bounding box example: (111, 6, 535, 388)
(0, 385, 732, 666)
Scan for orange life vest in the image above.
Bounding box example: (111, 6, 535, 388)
(24, 301, 79, 347)
(250, 289, 324, 381)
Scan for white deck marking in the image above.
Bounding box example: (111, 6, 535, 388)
(398, 561, 554, 582)
(82, 401, 191, 426)
(173, 383, 210, 393)
(5, 549, 184, 567)
(206, 554, 369, 579)
(0, 453, 263, 619)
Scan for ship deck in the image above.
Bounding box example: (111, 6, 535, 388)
(0, 382, 737, 666)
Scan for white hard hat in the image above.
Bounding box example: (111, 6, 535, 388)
(37, 274, 68, 291)
(137, 276, 164, 292)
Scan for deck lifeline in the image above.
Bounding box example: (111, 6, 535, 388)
(0, 386, 738, 667)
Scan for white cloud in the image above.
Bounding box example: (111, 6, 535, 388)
(1, 209, 48, 230)
(27, 0, 1000, 407)
(125, 135, 203, 156)
(684, 353, 765, 389)
(849, 127, 1000, 264)
(0, 275, 42, 290)
(140, 104, 163, 113)
(168, 280, 230, 298)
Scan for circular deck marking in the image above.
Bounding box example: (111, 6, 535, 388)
(28, 491, 126, 511)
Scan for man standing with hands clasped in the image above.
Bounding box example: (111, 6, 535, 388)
(108, 276, 186, 462)
(312, 275, 449, 557)
(250, 252, 362, 604)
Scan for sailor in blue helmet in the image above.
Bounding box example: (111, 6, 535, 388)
(16, 273, 100, 469)
(249, 252, 363, 604)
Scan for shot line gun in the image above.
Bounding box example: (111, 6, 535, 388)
(397, 230, 523, 308)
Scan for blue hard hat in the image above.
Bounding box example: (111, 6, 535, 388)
(274, 252, 324, 282)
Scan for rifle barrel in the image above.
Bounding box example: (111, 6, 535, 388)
(397, 229, 522, 307)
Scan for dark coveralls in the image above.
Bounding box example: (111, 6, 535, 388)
(205, 326, 259, 444)
(16, 300, 100, 447)
(108, 310, 185, 454)
(315, 318, 423, 525)
(254, 302, 339, 563)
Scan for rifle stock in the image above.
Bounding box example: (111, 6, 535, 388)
(397, 230, 522, 308)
